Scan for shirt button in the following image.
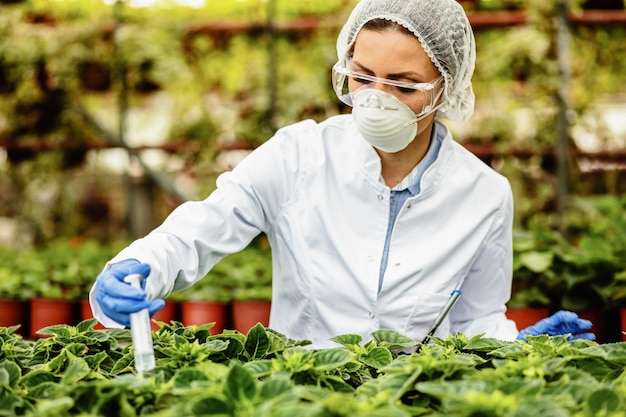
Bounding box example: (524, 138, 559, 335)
(369, 312, 375, 319)
(377, 195, 384, 200)
(367, 256, 373, 262)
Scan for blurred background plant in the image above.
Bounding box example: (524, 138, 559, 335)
(0, 0, 625, 337)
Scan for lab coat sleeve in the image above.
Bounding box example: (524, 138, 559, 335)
(90, 121, 312, 328)
(449, 179, 520, 341)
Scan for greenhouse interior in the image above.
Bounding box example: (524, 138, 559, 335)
(1, 0, 626, 415)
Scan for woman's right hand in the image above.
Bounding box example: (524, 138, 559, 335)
(93, 259, 165, 327)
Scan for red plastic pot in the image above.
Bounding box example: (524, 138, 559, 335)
(505, 307, 550, 331)
(30, 298, 77, 339)
(621, 308, 626, 342)
(180, 300, 227, 335)
(231, 300, 271, 334)
(80, 300, 105, 330)
(150, 301, 178, 331)
(0, 298, 27, 335)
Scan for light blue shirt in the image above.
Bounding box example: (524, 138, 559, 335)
(378, 122, 445, 291)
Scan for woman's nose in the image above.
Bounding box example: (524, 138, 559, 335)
(371, 81, 391, 94)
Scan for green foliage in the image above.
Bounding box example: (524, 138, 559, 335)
(171, 239, 272, 303)
(1, 321, 626, 416)
(511, 195, 626, 310)
(0, 239, 126, 301)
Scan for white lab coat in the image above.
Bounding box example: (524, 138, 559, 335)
(91, 115, 519, 347)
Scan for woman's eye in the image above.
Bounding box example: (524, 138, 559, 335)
(353, 76, 370, 85)
(397, 86, 416, 94)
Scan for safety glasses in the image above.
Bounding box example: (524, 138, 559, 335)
(332, 57, 444, 108)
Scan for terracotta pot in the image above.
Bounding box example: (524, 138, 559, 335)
(80, 300, 105, 330)
(621, 308, 626, 342)
(150, 301, 178, 331)
(506, 307, 550, 331)
(576, 308, 606, 344)
(180, 300, 227, 335)
(0, 298, 27, 335)
(80, 300, 178, 332)
(30, 298, 77, 339)
(231, 300, 271, 334)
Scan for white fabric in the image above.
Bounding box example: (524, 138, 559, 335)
(336, 0, 476, 123)
(91, 116, 519, 347)
(351, 89, 418, 152)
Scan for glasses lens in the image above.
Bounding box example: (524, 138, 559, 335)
(332, 57, 444, 112)
(332, 63, 353, 106)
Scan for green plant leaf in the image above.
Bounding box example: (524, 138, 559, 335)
(330, 334, 363, 349)
(0, 360, 21, 388)
(359, 347, 393, 369)
(36, 324, 74, 338)
(25, 397, 74, 415)
(75, 319, 98, 333)
(520, 251, 554, 273)
(84, 351, 109, 371)
(60, 358, 92, 384)
(512, 399, 570, 417)
(111, 353, 134, 375)
(244, 359, 273, 378)
(463, 336, 508, 352)
(188, 397, 232, 415)
(312, 348, 352, 371)
(244, 323, 270, 360)
(260, 375, 292, 400)
(581, 343, 626, 365)
(20, 369, 56, 389)
(226, 363, 257, 402)
(370, 329, 419, 350)
(172, 368, 209, 387)
(586, 388, 622, 414)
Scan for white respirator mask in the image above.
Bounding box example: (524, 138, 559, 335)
(351, 88, 437, 153)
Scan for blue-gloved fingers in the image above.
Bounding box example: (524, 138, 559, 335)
(568, 332, 596, 341)
(109, 260, 151, 281)
(97, 291, 163, 327)
(526, 310, 575, 335)
(98, 290, 154, 314)
(98, 275, 145, 300)
(148, 299, 166, 316)
(94, 259, 158, 327)
(517, 310, 596, 341)
(549, 310, 593, 335)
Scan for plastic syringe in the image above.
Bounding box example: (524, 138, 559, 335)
(123, 273, 156, 375)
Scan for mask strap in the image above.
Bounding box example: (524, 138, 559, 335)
(413, 88, 446, 123)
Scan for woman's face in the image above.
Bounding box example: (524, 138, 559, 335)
(349, 28, 442, 118)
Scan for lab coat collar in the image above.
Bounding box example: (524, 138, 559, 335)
(353, 118, 453, 197)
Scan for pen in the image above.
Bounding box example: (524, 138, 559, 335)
(421, 289, 462, 344)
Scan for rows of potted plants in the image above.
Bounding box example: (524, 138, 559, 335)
(1, 320, 625, 416)
(1, 195, 624, 341)
(0, 237, 273, 338)
(509, 195, 626, 342)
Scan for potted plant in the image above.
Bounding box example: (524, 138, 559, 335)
(0, 247, 35, 335)
(173, 276, 232, 336)
(511, 196, 626, 342)
(509, 228, 554, 330)
(223, 239, 273, 334)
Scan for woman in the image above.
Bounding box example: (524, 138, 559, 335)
(91, 0, 594, 347)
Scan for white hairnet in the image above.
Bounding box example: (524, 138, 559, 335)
(336, 0, 476, 123)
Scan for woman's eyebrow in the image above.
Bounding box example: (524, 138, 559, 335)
(352, 60, 426, 81)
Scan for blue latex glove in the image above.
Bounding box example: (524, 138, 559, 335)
(517, 310, 595, 341)
(94, 259, 165, 327)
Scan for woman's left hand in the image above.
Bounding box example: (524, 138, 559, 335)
(517, 310, 595, 341)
